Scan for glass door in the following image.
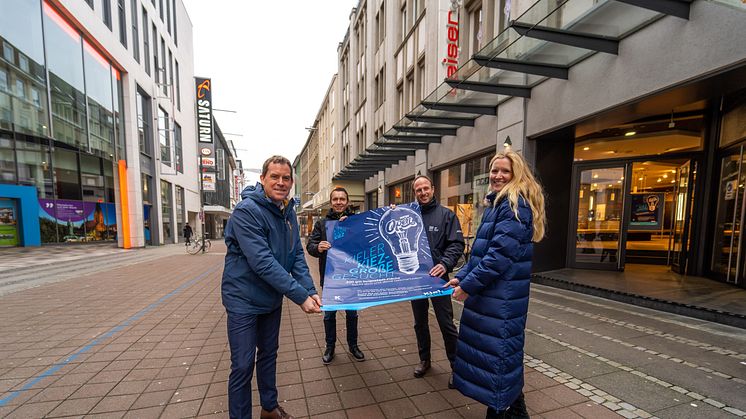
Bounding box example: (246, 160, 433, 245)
(712, 148, 745, 284)
(670, 161, 695, 273)
(572, 165, 628, 270)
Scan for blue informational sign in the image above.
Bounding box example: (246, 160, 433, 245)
(321, 203, 453, 311)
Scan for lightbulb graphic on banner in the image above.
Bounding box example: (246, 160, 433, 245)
(379, 207, 424, 274)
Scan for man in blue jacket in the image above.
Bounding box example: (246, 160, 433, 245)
(410, 175, 464, 387)
(222, 155, 321, 419)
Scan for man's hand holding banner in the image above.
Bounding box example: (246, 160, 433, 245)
(321, 204, 453, 311)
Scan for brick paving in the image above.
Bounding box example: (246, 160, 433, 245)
(0, 243, 620, 418)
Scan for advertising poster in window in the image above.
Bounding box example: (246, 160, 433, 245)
(38, 199, 117, 242)
(321, 204, 453, 311)
(629, 193, 664, 230)
(0, 199, 19, 247)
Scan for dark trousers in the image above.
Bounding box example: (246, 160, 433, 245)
(226, 308, 282, 419)
(411, 295, 458, 365)
(486, 394, 530, 419)
(323, 309, 358, 348)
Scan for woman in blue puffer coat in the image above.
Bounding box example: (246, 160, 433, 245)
(446, 150, 546, 419)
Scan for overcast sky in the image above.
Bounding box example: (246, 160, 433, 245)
(181, 0, 357, 176)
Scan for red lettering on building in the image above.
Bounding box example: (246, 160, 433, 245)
(442, 10, 459, 79)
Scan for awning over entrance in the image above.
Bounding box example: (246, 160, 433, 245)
(203, 205, 232, 217)
(334, 0, 693, 181)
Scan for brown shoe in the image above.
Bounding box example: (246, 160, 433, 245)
(413, 360, 431, 378)
(260, 405, 295, 419)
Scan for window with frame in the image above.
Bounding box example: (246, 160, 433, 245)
(136, 87, 152, 155)
(142, 8, 150, 75)
(158, 107, 170, 165)
(160, 37, 167, 95)
(172, 0, 178, 45)
(470, 4, 483, 56)
(406, 72, 415, 113)
(131, 0, 139, 62)
(417, 59, 425, 103)
(375, 67, 385, 109)
(152, 23, 158, 83)
(388, 178, 414, 205)
(174, 122, 182, 173)
(375, 3, 385, 49)
(174, 59, 180, 110)
(397, 82, 404, 119)
(118, 0, 127, 48)
(103, 0, 112, 29)
(216, 148, 225, 180)
(400, 3, 408, 42)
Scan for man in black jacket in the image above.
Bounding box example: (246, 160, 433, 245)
(306, 187, 365, 365)
(411, 175, 464, 386)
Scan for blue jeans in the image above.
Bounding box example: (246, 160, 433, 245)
(226, 308, 282, 419)
(323, 310, 358, 348)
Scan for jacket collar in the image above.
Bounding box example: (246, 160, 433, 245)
(326, 207, 354, 220)
(419, 197, 438, 213)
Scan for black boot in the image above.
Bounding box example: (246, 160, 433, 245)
(349, 345, 365, 362)
(413, 360, 431, 378)
(322, 346, 335, 365)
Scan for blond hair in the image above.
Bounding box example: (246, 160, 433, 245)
(490, 150, 546, 242)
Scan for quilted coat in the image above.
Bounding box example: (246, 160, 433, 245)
(453, 192, 534, 411)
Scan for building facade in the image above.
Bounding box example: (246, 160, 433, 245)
(201, 119, 238, 239)
(310, 0, 746, 289)
(0, 0, 200, 248)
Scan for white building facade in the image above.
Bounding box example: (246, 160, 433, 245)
(0, 0, 200, 247)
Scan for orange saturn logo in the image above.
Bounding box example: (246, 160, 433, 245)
(197, 79, 211, 98)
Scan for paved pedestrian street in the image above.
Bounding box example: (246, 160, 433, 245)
(0, 244, 744, 418)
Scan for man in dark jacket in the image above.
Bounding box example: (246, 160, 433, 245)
(222, 155, 321, 419)
(182, 223, 193, 245)
(306, 187, 365, 365)
(411, 175, 464, 386)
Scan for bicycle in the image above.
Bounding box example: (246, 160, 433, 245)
(186, 236, 211, 254)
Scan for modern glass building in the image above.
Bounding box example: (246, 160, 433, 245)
(0, 0, 200, 248)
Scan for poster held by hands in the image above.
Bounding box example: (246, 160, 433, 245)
(321, 204, 453, 311)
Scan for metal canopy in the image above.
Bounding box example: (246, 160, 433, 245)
(421, 101, 496, 115)
(392, 125, 458, 136)
(616, 0, 691, 19)
(472, 55, 569, 79)
(373, 142, 430, 149)
(445, 79, 532, 98)
(407, 114, 476, 126)
(337, 0, 677, 181)
(511, 21, 619, 55)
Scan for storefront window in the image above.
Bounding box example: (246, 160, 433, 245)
(54, 147, 81, 200)
(0, 134, 15, 183)
(158, 107, 170, 165)
(0, 0, 48, 136)
(388, 178, 414, 205)
(80, 153, 104, 202)
(44, 2, 87, 149)
(366, 191, 378, 210)
(113, 69, 125, 161)
(435, 151, 493, 240)
(161, 179, 172, 242)
(15, 134, 53, 198)
(84, 41, 115, 158)
(103, 160, 114, 202)
(175, 185, 184, 240)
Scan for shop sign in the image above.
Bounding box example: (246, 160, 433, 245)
(202, 173, 216, 191)
(195, 77, 214, 144)
(201, 157, 215, 168)
(200, 147, 212, 156)
(441, 5, 459, 79)
(725, 180, 737, 200)
(0, 199, 18, 246)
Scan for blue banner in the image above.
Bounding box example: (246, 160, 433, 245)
(321, 204, 453, 311)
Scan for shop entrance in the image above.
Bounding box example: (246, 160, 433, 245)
(570, 159, 696, 271)
(567, 108, 705, 271)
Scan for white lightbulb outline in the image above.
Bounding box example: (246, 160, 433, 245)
(378, 207, 424, 274)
